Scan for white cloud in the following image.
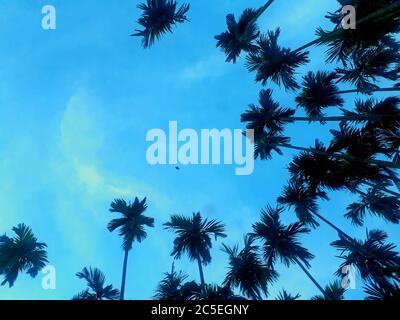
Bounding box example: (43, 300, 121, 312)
(179, 54, 228, 81)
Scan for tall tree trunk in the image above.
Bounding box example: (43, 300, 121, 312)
(197, 256, 205, 288)
(293, 257, 326, 297)
(254, 0, 274, 21)
(337, 87, 400, 95)
(120, 249, 129, 300)
(279, 143, 400, 169)
(310, 209, 352, 240)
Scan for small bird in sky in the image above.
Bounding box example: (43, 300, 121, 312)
(175, 166, 180, 170)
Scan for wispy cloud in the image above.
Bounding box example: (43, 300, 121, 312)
(179, 54, 228, 81)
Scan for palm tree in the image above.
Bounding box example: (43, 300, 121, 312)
(191, 284, 246, 300)
(222, 236, 278, 300)
(331, 229, 400, 283)
(275, 289, 301, 300)
(295, 71, 344, 118)
(250, 205, 326, 296)
(246, 28, 310, 91)
(311, 280, 345, 300)
(215, 0, 274, 63)
(73, 267, 120, 300)
(336, 46, 400, 93)
(164, 212, 226, 288)
(254, 131, 399, 169)
(317, 0, 400, 63)
(0, 224, 48, 287)
(153, 264, 195, 300)
(364, 279, 400, 300)
(107, 197, 155, 300)
(132, 0, 190, 48)
(345, 187, 400, 226)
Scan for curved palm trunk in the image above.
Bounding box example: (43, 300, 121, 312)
(310, 209, 352, 240)
(293, 257, 326, 297)
(120, 249, 129, 300)
(197, 256, 205, 288)
(337, 87, 400, 95)
(291, 3, 400, 54)
(279, 143, 400, 169)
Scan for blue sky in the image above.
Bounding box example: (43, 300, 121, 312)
(0, 0, 399, 300)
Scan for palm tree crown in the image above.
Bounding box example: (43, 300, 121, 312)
(246, 28, 310, 91)
(0, 224, 48, 287)
(164, 212, 226, 265)
(222, 236, 278, 300)
(250, 205, 314, 268)
(107, 197, 155, 251)
(295, 71, 344, 118)
(132, 0, 190, 48)
(215, 9, 260, 63)
(73, 267, 120, 300)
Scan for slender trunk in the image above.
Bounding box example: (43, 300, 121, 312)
(197, 256, 205, 288)
(291, 2, 400, 54)
(337, 87, 400, 95)
(253, 0, 274, 21)
(310, 209, 352, 240)
(281, 114, 381, 123)
(293, 257, 326, 297)
(120, 249, 129, 300)
(280, 143, 400, 170)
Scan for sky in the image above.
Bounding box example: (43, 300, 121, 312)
(0, 0, 399, 300)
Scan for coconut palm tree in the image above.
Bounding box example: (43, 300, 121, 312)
(107, 197, 155, 300)
(0, 224, 48, 287)
(246, 28, 310, 91)
(215, 0, 274, 63)
(275, 289, 301, 300)
(164, 212, 226, 288)
(73, 267, 120, 300)
(222, 235, 278, 300)
(250, 205, 326, 296)
(311, 280, 346, 300)
(331, 229, 400, 283)
(132, 0, 190, 48)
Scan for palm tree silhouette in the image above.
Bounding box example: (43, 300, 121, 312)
(164, 212, 226, 288)
(107, 197, 155, 300)
(246, 29, 310, 91)
(364, 279, 400, 300)
(132, 0, 190, 48)
(317, 1, 400, 63)
(275, 289, 301, 300)
(215, 0, 274, 63)
(154, 264, 196, 300)
(311, 280, 345, 300)
(73, 267, 120, 300)
(345, 187, 400, 225)
(250, 205, 326, 296)
(331, 229, 400, 283)
(254, 131, 399, 169)
(222, 235, 278, 300)
(336, 46, 399, 93)
(0, 224, 48, 287)
(191, 284, 246, 300)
